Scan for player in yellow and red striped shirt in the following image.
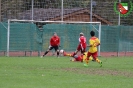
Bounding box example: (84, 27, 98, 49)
(84, 31, 102, 67)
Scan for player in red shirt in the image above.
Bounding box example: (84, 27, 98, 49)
(60, 49, 93, 62)
(42, 32, 60, 57)
(74, 32, 87, 55)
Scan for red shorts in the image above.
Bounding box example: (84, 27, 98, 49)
(87, 52, 98, 60)
(77, 45, 86, 53)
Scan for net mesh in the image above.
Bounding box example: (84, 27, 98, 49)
(1, 0, 133, 25)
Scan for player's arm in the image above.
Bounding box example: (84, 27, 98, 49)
(79, 37, 83, 49)
(97, 39, 100, 46)
(88, 45, 92, 47)
(96, 43, 100, 46)
(94, 39, 100, 47)
(88, 40, 93, 47)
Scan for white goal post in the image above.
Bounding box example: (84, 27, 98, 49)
(7, 19, 101, 56)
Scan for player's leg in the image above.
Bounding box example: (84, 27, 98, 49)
(59, 50, 74, 57)
(74, 44, 80, 55)
(74, 50, 78, 55)
(92, 52, 102, 67)
(82, 52, 93, 63)
(42, 45, 53, 57)
(80, 47, 86, 62)
(64, 53, 73, 57)
(84, 52, 92, 66)
(54, 46, 60, 57)
(81, 47, 86, 54)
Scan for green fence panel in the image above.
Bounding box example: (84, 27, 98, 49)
(101, 25, 120, 52)
(0, 23, 7, 51)
(0, 23, 41, 51)
(0, 23, 133, 53)
(119, 26, 133, 52)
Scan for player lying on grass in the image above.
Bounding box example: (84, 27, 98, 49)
(60, 50, 93, 62)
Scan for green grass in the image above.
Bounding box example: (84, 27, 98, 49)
(0, 56, 133, 88)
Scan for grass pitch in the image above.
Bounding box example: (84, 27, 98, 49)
(0, 56, 133, 88)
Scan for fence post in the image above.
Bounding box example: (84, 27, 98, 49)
(31, 0, 34, 20)
(61, 0, 63, 22)
(7, 19, 10, 57)
(0, 0, 1, 22)
(118, 0, 121, 25)
(90, 0, 92, 22)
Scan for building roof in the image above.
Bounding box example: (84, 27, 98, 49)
(19, 8, 84, 20)
(19, 8, 112, 25)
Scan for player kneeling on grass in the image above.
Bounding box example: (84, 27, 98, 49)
(60, 50, 93, 62)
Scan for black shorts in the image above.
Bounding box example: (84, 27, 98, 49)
(49, 45, 59, 51)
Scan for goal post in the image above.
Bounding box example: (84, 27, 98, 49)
(7, 19, 101, 57)
(7, 19, 10, 57)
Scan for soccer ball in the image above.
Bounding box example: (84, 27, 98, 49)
(60, 49, 64, 54)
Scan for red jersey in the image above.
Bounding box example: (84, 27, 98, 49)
(50, 36, 60, 46)
(75, 56, 82, 61)
(79, 36, 86, 49)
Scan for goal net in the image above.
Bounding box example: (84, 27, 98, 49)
(7, 19, 101, 56)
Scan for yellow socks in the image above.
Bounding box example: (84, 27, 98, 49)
(96, 58, 101, 63)
(66, 54, 72, 57)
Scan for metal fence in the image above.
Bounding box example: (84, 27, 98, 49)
(0, 0, 133, 25)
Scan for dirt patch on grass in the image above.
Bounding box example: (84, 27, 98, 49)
(59, 68, 133, 78)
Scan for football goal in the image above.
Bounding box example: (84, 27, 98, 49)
(7, 19, 101, 56)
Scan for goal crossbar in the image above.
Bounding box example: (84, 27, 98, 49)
(9, 19, 101, 24)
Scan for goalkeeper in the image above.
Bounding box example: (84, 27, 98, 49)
(60, 50, 93, 62)
(42, 32, 60, 57)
